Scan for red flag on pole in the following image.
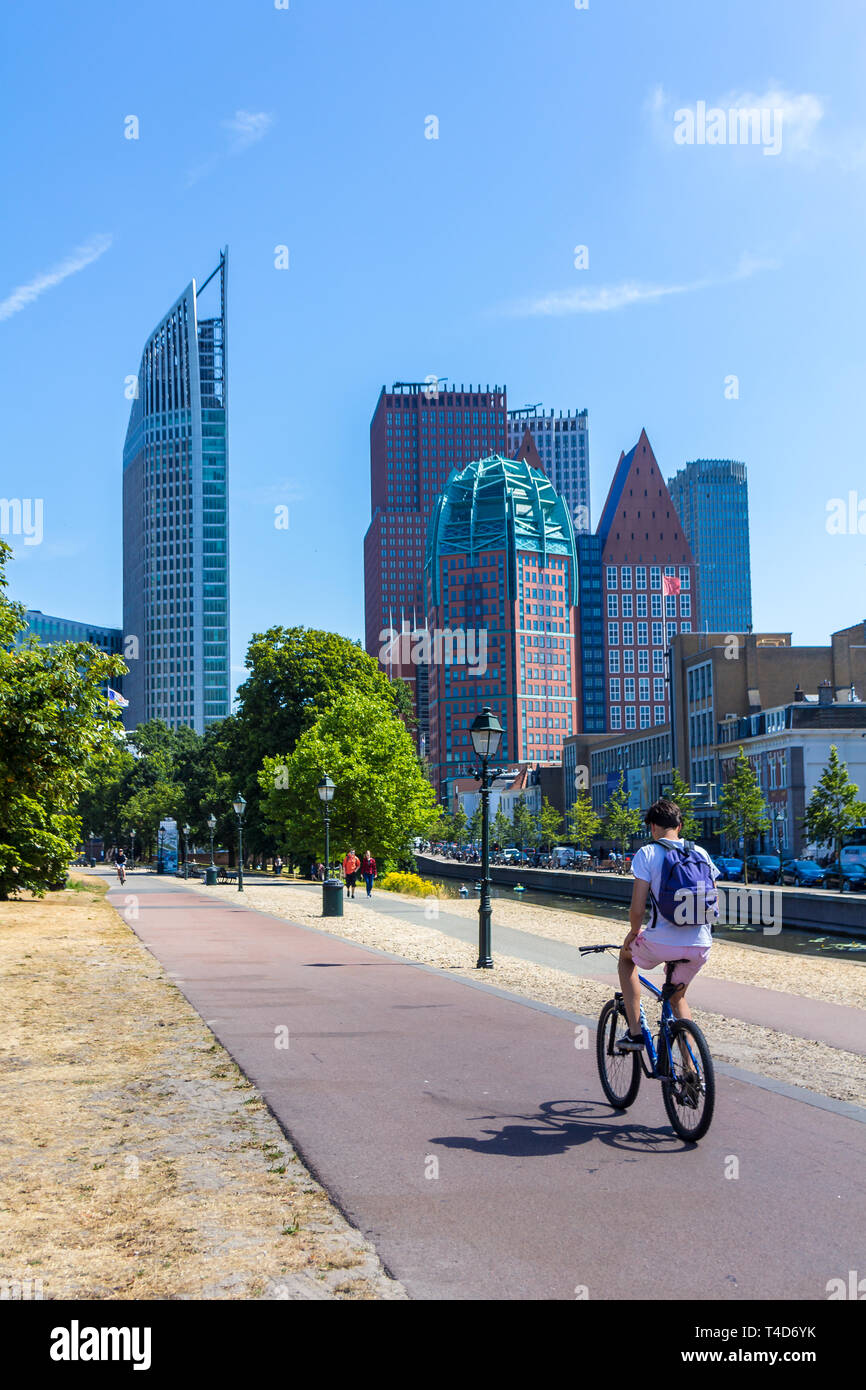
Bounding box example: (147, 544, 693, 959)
(662, 574, 681, 596)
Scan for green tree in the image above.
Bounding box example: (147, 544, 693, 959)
(492, 805, 512, 849)
(719, 746, 770, 883)
(602, 773, 644, 859)
(230, 626, 402, 853)
(666, 767, 700, 841)
(451, 806, 469, 846)
(0, 541, 127, 897)
(259, 690, 439, 868)
(803, 745, 866, 863)
(568, 790, 601, 855)
(511, 799, 537, 852)
(468, 804, 483, 846)
(537, 796, 563, 851)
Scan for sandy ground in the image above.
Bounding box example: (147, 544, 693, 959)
(197, 880, 866, 1109)
(0, 876, 405, 1301)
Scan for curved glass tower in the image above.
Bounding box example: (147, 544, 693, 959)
(122, 251, 230, 732)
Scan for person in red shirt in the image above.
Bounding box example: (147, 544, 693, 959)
(360, 851, 377, 897)
(342, 849, 360, 898)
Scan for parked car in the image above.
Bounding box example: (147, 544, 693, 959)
(821, 862, 866, 893)
(712, 856, 744, 881)
(780, 858, 826, 888)
(745, 854, 782, 884)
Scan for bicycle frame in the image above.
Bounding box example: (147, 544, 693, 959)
(615, 973, 681, 1081)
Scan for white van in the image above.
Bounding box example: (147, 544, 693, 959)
(552, 846, 575, 868)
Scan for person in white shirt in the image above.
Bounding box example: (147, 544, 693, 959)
(617, 798, 719, 1051)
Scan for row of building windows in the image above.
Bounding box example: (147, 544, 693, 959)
(606, 565, 690, 591)
(609, 706, 667, 730)
(607, 621, 690, 645)
(606, 593, 691, 619)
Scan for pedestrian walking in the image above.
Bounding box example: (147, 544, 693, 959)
(317, 861, 326, 882)
(360, 850, 377, 897)
(342, 849, 360, 898)
(273, 855, 283, 877)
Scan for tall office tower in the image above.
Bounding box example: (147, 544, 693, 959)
(122, 251, 230, 733)
(507, 405, 590, 534)
(424, 455, 579, 803)
(667, 459, 752, 633)
(363, 382, 509, 726)
(583, 429, 699, 735)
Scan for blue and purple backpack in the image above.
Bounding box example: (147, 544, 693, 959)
(649, 839, 718, 928)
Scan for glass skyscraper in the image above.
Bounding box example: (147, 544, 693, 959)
(667, 459, 752, 634)
(122, 251, 230, 733)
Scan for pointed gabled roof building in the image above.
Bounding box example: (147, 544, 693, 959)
(577, 429, 699, 739)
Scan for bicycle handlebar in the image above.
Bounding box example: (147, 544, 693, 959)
(578, 944, 620, 955)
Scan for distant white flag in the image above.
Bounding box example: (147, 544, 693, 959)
(106, 687, 129, 708)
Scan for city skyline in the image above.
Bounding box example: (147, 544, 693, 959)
(2, 0, 864, 703)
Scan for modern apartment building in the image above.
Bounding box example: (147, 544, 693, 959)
(363, 382, 509, 722)
(507, 405, 590, 534)
(667, 459, 752, 633)
(581, 429, 699, 736)
(424, 454, 579, 802)
(122, 251, 230, 733)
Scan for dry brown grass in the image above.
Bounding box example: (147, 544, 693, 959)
(0, 876, 404, 1301)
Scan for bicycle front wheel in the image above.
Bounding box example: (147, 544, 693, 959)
(661, 1019, 715, 1142)
(596, 999, 641, 1109)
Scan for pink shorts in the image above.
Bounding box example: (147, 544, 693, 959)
(628, 932, 709, 986)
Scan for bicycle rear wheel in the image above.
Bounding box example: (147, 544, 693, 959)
(661, 1019, 715, 1141)
(596, 999, 641, 1109)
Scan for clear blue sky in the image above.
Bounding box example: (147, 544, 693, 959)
(2, 0, 865, 698)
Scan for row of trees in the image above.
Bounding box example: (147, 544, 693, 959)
(717, 743, 865, 873)
(78, 628, 440, 871)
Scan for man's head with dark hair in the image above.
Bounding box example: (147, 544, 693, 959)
(644, 798, 682, 831)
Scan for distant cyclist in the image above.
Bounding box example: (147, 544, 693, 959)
(617, 799, 719, 1052)
(115, 847, 127, 885)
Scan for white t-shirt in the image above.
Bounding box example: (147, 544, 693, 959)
(631, 839, 719, 949)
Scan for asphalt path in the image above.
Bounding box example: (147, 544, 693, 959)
(104, 870, 865, 1301)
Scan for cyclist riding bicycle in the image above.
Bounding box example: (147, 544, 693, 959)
(115, 848, 127, 885)
(617, 798, 719, 1052)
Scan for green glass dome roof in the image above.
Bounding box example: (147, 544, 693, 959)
(426, 455, 578, 605)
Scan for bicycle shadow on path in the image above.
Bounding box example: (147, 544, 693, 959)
(431, 1098, 690, 1159)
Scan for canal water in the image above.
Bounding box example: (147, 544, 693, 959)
(422, 875, 866, 963)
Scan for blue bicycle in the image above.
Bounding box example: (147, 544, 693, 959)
(579, 944, 716, 1142)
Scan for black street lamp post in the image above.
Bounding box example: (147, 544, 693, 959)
(233, 794, 246, 893)
(470, 707, 503, 969)
(183, 823, 191, 879)
(206, 814, 217, 887)
(130, 828, 137, 869)
(317, 776, 340, 916)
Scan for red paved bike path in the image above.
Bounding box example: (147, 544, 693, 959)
(109, 874, 865, 1301)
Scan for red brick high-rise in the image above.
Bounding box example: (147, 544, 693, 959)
(363, 383, 508, 726)
(593, 429, 700, 734)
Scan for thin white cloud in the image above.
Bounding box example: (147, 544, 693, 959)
(223, 110, 273, 152)
(187, 111, 274, 185)
(0, 234, 112, 323)
(511, 254, 777, 318)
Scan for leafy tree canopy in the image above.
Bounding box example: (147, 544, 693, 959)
(258, 690, 439, 867)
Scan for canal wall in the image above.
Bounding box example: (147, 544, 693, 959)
(417, 856, 866, 937)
